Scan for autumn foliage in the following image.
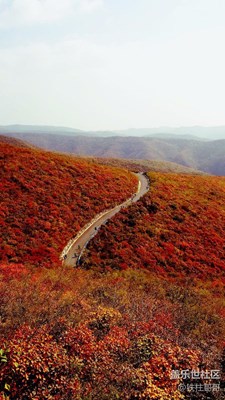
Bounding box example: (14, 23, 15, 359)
(0, 268, 205, 400)
(0, 140, 137, 267)
(0, 139, 225, 399)
(82, 172, 225, 279)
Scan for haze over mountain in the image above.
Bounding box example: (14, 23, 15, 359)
(116, 126, 225, 140)
(0, 124, 84, 136)
(1, 124, 225, 140)
(3, 129, 225, 176)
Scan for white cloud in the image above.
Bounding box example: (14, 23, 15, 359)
(0, 0, 104, 28)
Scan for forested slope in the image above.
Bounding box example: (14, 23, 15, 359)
(0, 139, 137, 267)
(82, 173, 225, 279)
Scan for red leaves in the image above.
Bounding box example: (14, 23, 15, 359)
(1, 320, 198, 399)
(1, 140, 225, 398)
(63, 324, 96, 359)
(83, 172, 225, 279)
(0, 325, 81, 399)
(0, 141, 137, 268)
(0, 265, 223, 399)
(0, 263, 28, 282)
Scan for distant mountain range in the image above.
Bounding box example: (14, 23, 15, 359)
(0, 124, 84, 136)
(116, 126, 225, 140)
(1, 124, 225, 140)
(2, 127, 225, 175)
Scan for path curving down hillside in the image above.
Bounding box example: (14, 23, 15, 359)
(61, 172, 150, 267)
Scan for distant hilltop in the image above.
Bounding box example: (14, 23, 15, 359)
(1, 124, 225, 140)
(1, 124, 225, 175)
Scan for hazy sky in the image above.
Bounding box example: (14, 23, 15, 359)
(1, 0, 225, 130)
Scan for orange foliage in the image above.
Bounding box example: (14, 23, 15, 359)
(1, 142, 225, 399)
(82, 172, 225, 279)
(0, 141, 137, 267)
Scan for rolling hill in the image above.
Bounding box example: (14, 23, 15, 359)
(82, 172, 225, 279)
(0, 137, 137, 267)
(0, 135, 34, 148)
(2, 131, 225, 175)
(85, 156, 206, 174)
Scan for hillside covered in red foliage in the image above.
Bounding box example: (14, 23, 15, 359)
(1, 139, 225, 399)
(0, 139, 137, 267)
(82, 172, 225, 280)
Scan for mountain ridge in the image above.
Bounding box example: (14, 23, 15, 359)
(2, 131, 225, 175)
(2, 123, 225, 139)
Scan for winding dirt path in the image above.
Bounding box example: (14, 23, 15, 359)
(61, 172, 150, 267)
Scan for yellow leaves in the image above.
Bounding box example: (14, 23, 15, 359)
(88, 306, 122, 328)
(4, 384, 10, 392)
(0, 349, 7, 364)
(141, 376, 184, 400)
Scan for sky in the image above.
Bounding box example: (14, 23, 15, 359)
(1, 0, 225, 130)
